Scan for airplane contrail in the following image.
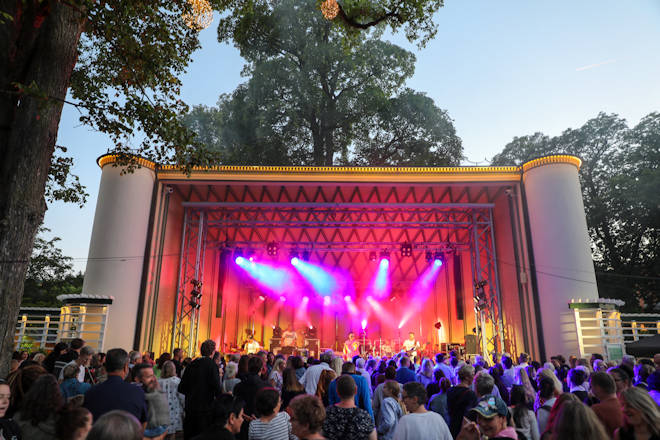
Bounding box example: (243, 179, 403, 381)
(576, 59, 617, 71)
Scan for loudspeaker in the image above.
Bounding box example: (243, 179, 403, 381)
(465, 334, 478, 354)
(305, 339, 320, 358)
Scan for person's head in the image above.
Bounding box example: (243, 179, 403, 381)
(620, 387, 660, 436)
(648, 370, 660, 392)
(399, 357, 410, 368)
(224, 361, 238, 379)
(383, 365, 396, 380)
(200, 339, 216, 357)
(435, 353, 446, 364)
(78, 345, 95, 367)
(133, 364, 157, 392)
(86, 410, 143, 440)
(316, 369, 337, 398)
(62, 363, 80, 380)
(20, 374, 64, 424)
(538, 367, 562, 395)
(502, 356, 513, 370)
(421, 359, 433, 376)
(592, 358, 606, 372)
(53, 342, 68, 355)
(161, 360, 176, 379)
(105, 348, 129, 377)
(538, 376, 556, 400)
(510, 385, 529, 407)
(590, 371, 616, 400)
(156, 352, 172, 370)
(56, 405, 92, 440)
(289, 395, 325, 438)
(319, 351, 333, 364)
(330, 356, 343, 375)
(69, 338, 85, 353)
(0, 380, 9, 418)
(32, 353, 45, 364)
(247, 356, 264, 374)
(290, 355, 304, 370)
(255, 387, 281, 417)
(590, 353, 604, 365)
(336, 374, 357, 400)
(458, 364, 475, 384)
(568, 367, 587, 388)
(470, 394, 509, 438)
(433, 368, 446, 382)
(408, 332, 415, 340)
(518, 352, 529, 364)
(401, 381, 426, 412)
(272, 358, 285, 373)
(282, 367, 304, 392)
(383, 380, 401, 399)
(355, 357, 365, 370)
(128, 350, 141, 366)
(341, 361, 356, 375)
(475, 372, 495, 397)
(173, 348, 183, 361)
(348, 332, 355, 340)
(634, 363, 653, 384)
(212, 394, 245, 433)
(607, 367, 631, 395)
(551, 401, 608, 440)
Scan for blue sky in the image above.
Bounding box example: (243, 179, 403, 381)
(48, 0, 660, 272)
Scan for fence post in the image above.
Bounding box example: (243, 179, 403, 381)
(17, 315, 27, 349)
(632, 321, 638, 341)
(41, 315, 51, 350)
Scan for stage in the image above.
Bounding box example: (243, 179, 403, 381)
(82, 154, 600, 360)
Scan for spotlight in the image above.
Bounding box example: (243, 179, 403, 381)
(235, 256, 246, 265)
(380, 258, 389, 268)
(400, 242, 412, 257)
(344, 295, 351, 302)
(302, 296, 309, 303)
(279, 296, 286, 302)
(267, 241, 278, 256)
(380, 249, 390, 261)
(291, 257, 300, 266)
(234, 248, 243, 259)
(323, 296, 331, 306)
(425, 251, 433, 263)
(434, 251, 443, 265)
(369, 251, 377, 262)
(302, 250, 311, 261)
(258, 295, 266, 301)
(361, 319, 367, 330)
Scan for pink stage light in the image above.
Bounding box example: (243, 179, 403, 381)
(361, 319, 367, 330)
(302, 296, 309, 303)
(323, 296, 331, 306)
(344, 295, 351, 302)
(279, 296, 286, 302)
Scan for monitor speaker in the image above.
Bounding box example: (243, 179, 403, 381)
(465, 334, 478, 354)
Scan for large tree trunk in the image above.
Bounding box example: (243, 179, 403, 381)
(0, 0, 85, 378)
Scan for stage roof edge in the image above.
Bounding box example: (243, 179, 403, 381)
(97, 154, 581, 183)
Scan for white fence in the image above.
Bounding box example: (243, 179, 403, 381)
(14, 308, 61, 351)
(621, 313, 660, 343)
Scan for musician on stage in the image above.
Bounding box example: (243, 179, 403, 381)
(343, 332, 360, 360)
(243, 334, 261, 354)
(402, 332, 420, 359)
(282, 324, 297, 348)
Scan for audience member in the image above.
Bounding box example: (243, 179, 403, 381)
(434, 353, 455, 385)
(509, 385, 539, 440)
(158, 360, 184, 437)
(567, 368, 589, 402)
(300, 351, 334, 395)
(501, 356, 515, 389)
(178, 340, 223, 439)
(14, 374, 63, 439)
(634, 364, 653, 390)
(316, 369, 336, 407)
(268, 358, 286, 392)
(5, 364, 47, 417)
(223, 361, 241, 394)
(281, 367, 305, 411)
(550, 401, 608, 440)
(377, 381, 405, 440)
(392, 381, 451, 440)
(416, 359, 434, 388)
(83, 348, 147, 425)
(328, 362, 374, 419)
(133, 363, 170, 438)
(87, 410, 143, 440)
(54, 338, 85, 378)
(447, 364, 478, 438)
(323, 375, 376, 440)
(60, 363, 91, 401)
(288, 395, 325, 440)
(0, 379, 21, 440)
(395, 358, 416, 384)
(372, 366, 396, 421)
(56, 405, 92, 440)
(427, 377, 452, 425)
(172, 348, 184, 378)
(590, 371, 624, 438)
(457, 394, 518, 440)
(192, 394, 245, 440)
(42, 342, 68, 374)
(608, 367, 632, 397)
(233, 355, 270, 439)
(248, 387, 294, 440)
(647, 370, 660, 406)
(615, 386, 660, 440)
(535, 376, 557, 434)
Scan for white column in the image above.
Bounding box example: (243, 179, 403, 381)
(522, 156, 599, 359)
(82, 157, 155, 351)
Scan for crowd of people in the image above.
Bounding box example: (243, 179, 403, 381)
(2, 338, 660, 440)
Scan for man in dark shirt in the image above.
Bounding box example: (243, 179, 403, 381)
(54, 338, 84, 378)
(447, 364, 478, 438)
(395, 357, 417, 384)
(178, 339, 223, 440)
(83, 348, 148, 424)
(172, 347, 184, 378)
(232, 356, 269, 440)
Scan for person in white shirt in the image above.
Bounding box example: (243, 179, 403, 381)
(393, 382, 452, 440)
(434, 353, 455, 385)
(299, 351, 334, 395)
(282, 325, 297, 348)
(513, 352, 529, 385)
(401, 333, 420, 359)
(59, 345, 95, 383)
(244, 336, 261, 355)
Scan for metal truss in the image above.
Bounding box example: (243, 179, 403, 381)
(469, 209, 505, 357)
(171, 209, 207, 356)
(171, 182, 506, 356)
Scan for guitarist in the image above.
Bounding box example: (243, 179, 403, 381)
(402, 332, 421, 360)
(343, 332, 361, 360)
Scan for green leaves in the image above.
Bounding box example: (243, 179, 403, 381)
(491, 112, 660, 312)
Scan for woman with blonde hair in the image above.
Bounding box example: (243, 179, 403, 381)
(516, 367, 536, 403)
(549, 400, 608, 440)
(330, 356, 343, 377)
(539, 393, 580, 440)
(268, 358, 286, 391)
(316, 369, 337, 407)
(415, 359, 434, 388)
(614, 387, 660, 440)
(377, 381, 406, 440)
(158, 360, 184, 438)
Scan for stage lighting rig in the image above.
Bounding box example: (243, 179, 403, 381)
(267, 241, 279, 256)
(379, 249, 390, 261)
(302, 250, 311, 261)
(188, 279, 203, 309)
(400, 242, 413, 257)
(234, 248, 243, 259)
(369, 251, 377, 262)
(433, 251, 443, 263)
(425, 251, 433, 263)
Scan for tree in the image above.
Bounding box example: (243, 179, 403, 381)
(22, 228, 83, 308)
(184, 0, 462, 166)
(491, 112, 660, 312)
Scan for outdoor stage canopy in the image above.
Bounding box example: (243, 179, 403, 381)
(82, 154, 599, 361)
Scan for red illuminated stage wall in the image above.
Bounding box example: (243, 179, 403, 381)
(84, 155, 599, 361)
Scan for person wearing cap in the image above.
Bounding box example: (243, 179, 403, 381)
(456, 394, 518, 440)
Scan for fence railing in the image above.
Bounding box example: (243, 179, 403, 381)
(14, 309, 61, 351)
(621, 313, 660, 343)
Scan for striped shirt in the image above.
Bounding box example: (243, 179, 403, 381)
(248, 411, 295, 440)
